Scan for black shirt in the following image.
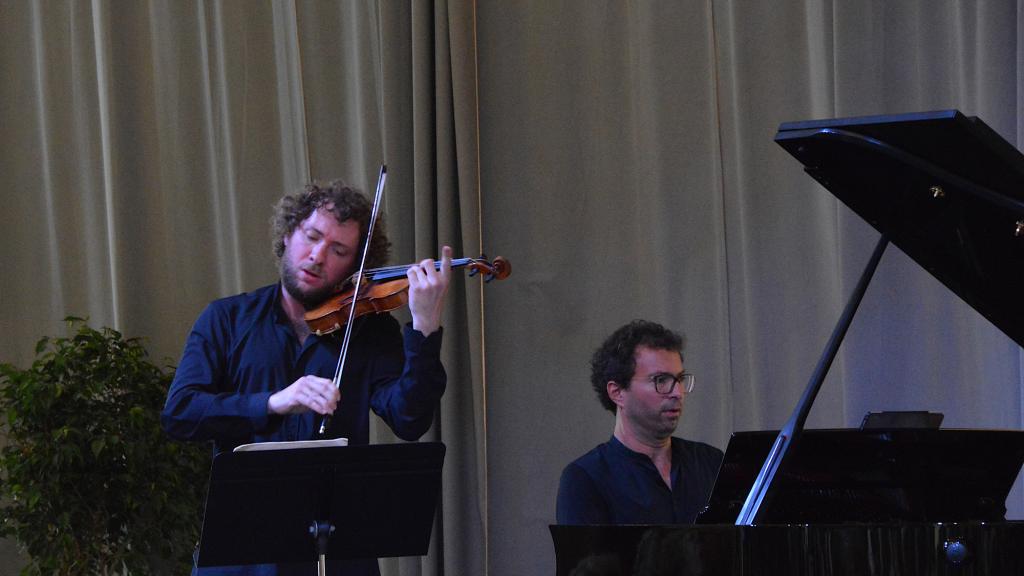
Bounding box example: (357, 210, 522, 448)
(161, 283, 446, 455)
(556, 436, 723, 524)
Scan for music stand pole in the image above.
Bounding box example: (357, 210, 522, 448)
(311, 521, 335, 576)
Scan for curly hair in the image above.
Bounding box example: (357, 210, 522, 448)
(270, 180, 391, 270)
(590, 320, 684, 412)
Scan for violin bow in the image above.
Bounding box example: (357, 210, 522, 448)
(318, 164, 387, 436)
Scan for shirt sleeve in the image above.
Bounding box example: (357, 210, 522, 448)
(160, 304, 274, 442)
(367, 322, 447, 441)
(556, 462, 611, 525)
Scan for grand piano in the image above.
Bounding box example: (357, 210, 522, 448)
(550, 110, 1024, 575)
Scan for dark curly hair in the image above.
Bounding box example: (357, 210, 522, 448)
(590, 320, 684, 412)
(271, 180, 391, 270)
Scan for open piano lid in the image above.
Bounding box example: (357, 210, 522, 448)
(700, 111, 1024, 526)
(775, 110, 1024, 348)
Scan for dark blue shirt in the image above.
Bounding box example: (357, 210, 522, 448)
(161, 284, 446, 575)
(556, 436, 723, 525)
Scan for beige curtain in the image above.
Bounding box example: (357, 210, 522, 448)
(2, 1, 1023, 575)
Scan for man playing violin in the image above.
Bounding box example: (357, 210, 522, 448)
(161, 180, 451, 575)
(556, 320, 723, 525)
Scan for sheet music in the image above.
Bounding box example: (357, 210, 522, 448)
(233, 437, 348, 452)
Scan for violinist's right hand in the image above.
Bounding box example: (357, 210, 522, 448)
(267, 375, 340, 415)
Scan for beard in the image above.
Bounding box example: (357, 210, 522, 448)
(649, 410, 681, 438)
(627, 399, 683, 441)
(280, 258, 336, 310)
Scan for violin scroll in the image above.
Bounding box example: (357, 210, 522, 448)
(467, 256, 511, 283)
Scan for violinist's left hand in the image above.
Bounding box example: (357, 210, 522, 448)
(407, 245, 452, 336)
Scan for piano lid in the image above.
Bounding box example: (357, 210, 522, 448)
(775, 110, 1024, 348)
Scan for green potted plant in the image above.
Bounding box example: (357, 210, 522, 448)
(0, 318, 210, 575)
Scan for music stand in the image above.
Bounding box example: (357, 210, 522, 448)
(196, 442, 445, 573)
(860, 410, 943, 429)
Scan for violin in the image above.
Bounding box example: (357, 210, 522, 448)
(304, 256, 511, 336)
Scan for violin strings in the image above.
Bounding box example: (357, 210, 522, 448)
(362, 258, 475, 281)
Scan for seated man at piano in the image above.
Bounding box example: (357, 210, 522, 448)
(556, 320, 723, 524)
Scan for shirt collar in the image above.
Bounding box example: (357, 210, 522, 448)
(609, 435, 683, 466)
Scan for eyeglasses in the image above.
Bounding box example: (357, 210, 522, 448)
(647, 372, 695, 395)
